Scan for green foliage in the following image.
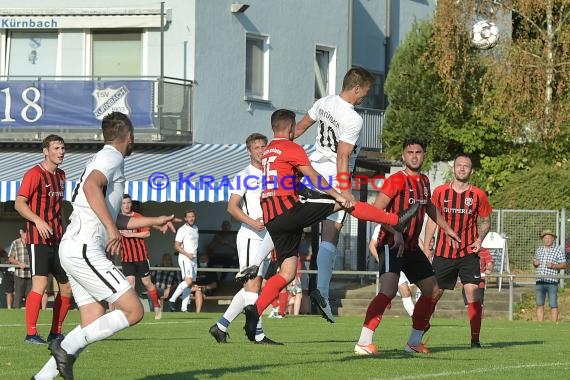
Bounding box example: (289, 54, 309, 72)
(384, 0, 570, 203)
(490, 161, 570, 209)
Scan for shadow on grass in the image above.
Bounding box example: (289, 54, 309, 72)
(135, 363, 285, 380)
(426, 339, 545, 353)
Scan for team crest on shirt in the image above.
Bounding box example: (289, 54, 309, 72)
(92, 85, 131, 120)
(465, 198, 473, 206)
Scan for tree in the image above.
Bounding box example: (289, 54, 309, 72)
(384, 0, 570, 195)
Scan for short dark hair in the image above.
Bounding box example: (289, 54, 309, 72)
(402, 137, 427, 151)
(123, 194, 132, 200)
(185, 209, 196, 216)
(102, 112, 133, 142)
(342, 67, 376, 91)
(41, 134, 65, 150)
(245, 133, 267, 150)
(453, 153, 473, 164)
(271, 109, 296, 131)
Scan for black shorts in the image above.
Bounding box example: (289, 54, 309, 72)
(433, 254, 481, 290)
(378, 245, 435, 285)
(27, 244, 69, 284)
(121, 260, 151, 278)
(266, 199, 335, 265)
(2, 271, 15, 293)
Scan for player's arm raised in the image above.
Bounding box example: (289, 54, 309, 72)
(294, 114, 315, 139)
(116, 214, 178, 234)
(227, 193, 264, 232)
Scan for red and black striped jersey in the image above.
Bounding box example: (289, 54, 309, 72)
(431, 183, 492, 259)
(120, 211, 150, 262)
(377, 170, 431, 251)
(18, 163, 65, 246)
(260, 138, 311, 224)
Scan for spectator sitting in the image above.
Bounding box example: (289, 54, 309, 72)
(192, 253, 218, 313)
(207, 220, 237, 280)
(151, 253, 181, 311)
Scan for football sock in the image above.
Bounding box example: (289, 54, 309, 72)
(181, 288, 192, 311)
(363, 293, 391, 331)
(468, 301, 482, 342)
(219, 288, 246, 328)
(256, 275, 287, 315)
(407, 328, 424, 346)
(83, 310, 130, 344)
(147, 287, 160, 308)
(412, 295, 434, 331)
(60, 325, 85, 355)
(25, 290, 43, 335)
(358, 327, 375, 346)
(402, 296, 415, 317)
(34, 357, 59, 380)
(316, 241, 337, 300)
(254, 233, 275, 267)
(278, 289, 288, 315)
(169, 281, 189, 303)
(51, 294, 72, 334)
(352, 202, 398, 226)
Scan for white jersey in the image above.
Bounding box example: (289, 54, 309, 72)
(307, 94, 363, 172)
(175, 223, 199, 259)
(229, 164, 265, 240)
(65, 145, 125, 245)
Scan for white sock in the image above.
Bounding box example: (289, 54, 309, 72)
(402, 297, 415, 317)
(253, 233, 274, 267)
(316, 241, 337, 299)
(181, 287, 192, 311)
(169, 281, 189, 303)
(415, 287, 422, 302)
(220, 288, 247, 326)
(61, 325, 86, 355)
(358, 327, 374, 345)
(407, 328, 424, 346)
(34, 357, 59, 380)
(83, 310, 130, 344)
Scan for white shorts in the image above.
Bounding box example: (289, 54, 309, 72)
(59, 237, 131, 307)
(178, 254, 197, 280)
(237, 230, 270, 278)
(310, 158, 347, 224)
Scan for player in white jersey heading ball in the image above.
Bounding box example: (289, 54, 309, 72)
(294, 67, 375, 323)
(209, 133, 281, 345)
(32, 112, 177, 380)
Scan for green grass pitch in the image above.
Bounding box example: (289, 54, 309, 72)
(1, 309, 569, 379)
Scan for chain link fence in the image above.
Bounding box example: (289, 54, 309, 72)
(334, 208, 567, 278)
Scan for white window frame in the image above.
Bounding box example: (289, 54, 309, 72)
(245, 33, 269, 102)
(2, 30, 61, 78)
(314, 45, 336, 99)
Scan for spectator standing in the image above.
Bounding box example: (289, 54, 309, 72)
(193, 253, 218, 313)
(1, 248, 14, 309)
(533, 230, 567, 322)
(7, 229, 32, 309)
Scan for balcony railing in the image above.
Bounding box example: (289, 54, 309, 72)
(0, 75, 193, 144)
(356, 107, 384, 151)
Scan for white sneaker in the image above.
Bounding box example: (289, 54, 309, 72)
(354, 343, 379, 356)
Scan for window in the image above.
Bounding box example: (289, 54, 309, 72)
(359, 72, 385, 110)
(7, 31, 58, 78)
(245, 34, 269, 100)
(315, 49, 330, 98)
(92, 31, 141, 76)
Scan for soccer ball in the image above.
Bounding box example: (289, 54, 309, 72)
(471, 20, 499, 50)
